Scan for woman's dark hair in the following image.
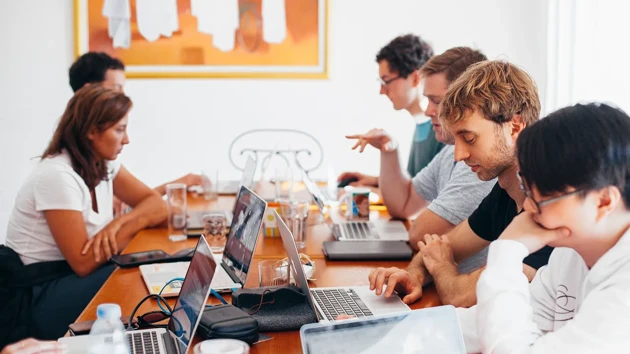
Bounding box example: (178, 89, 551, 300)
(517, 103, 630, 207)
(43, 85, 132, 189)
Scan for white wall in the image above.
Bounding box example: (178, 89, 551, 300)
(0, 0, 547, 243)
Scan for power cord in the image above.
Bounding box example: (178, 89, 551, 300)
(160, 277, 228, 312)
(157, 277, 185, 314)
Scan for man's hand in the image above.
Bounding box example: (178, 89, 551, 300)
(336, 172, 379, 187)
(346, 129, 398, 153)
(368, 267, 423, 304)
(499, 212, 570, 254)
(81, 219, 123, 262)
(173, 173, 203, 187)
(155, 173, 204, 196)
(417, 234, 457, 275)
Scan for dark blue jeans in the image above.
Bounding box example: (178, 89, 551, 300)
(31, 264, 115, 339)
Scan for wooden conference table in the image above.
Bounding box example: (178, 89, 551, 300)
(73, 188, 442, 353)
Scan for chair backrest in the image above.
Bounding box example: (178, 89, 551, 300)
(228, 129, 324, 179)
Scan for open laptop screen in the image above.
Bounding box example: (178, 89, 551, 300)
(167, 236, 217, 354)
(222, 186, 267, 284)
(301, 170, 340, 235)
(238, 155, 257, 190)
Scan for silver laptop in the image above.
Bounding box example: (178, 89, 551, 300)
(300, 306, 466, 354)
(301, 170, 408, 241)
(276, 209, 410, 323)
(218, 155, 257, 194)
(60, 236, 217, 354)
(187, 156, 257, 229)
(141, 186, 267, 294)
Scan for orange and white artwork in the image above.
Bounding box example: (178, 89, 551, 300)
(74, 0, 328, 78)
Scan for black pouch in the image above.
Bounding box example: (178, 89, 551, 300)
(232, 284, 317, 331)
(197, 304, 259, 345)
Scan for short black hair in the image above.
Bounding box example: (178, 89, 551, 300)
(376, 34, 434, 78)
(69, 52, 125, 92)
(517, 103, 630, 207)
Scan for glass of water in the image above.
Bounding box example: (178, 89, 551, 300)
(278, 199, 310, 249)
(201, 169, 218, 201)
(202, 212, 228, 253)
(166, 183, 187, 242)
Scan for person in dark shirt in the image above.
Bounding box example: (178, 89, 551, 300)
(368, 60, 549, 308)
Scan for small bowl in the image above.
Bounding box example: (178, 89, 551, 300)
(193, 339, 250, 354)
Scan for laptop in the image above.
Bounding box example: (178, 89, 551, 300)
(187, 156, 257, 229)
(60, 236, 217, 354)
(140, 186, 267, 295)
(275, 209, 410, 323)
(301, 170, 408, 241)
(300, 306, 466, 354)
(218, 155, 257, 194)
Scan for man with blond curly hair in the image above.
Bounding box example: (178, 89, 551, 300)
(368, 60, 552, 307)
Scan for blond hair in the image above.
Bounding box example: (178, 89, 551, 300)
(420, 47, 487, 84)
(439, 60, 540, 128)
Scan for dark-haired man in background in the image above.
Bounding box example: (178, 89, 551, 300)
(338, 34, 443, 187)
(68, 52, 202, 212)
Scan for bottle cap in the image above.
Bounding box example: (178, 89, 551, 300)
(96, 303, 122, 320)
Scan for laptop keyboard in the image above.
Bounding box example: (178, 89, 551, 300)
(341, 222, 379, 240)
(311, 288, 374, 321)
(128, 331, 161, 354)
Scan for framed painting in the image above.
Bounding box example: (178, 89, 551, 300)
(73, 0, 328, 79)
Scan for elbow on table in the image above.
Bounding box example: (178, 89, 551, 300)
(440, 291, 477, 308)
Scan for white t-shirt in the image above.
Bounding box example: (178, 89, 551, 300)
(5, 150, 121, 265)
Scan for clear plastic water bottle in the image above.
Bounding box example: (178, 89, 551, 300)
(89, 303, 130, 354)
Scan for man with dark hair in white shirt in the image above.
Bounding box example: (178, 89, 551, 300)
(459, 103, 630, 353)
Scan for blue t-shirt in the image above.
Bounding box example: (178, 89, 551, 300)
(407, 120, 445, 176)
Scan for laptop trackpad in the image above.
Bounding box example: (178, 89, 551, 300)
(352, 287, 410, 315)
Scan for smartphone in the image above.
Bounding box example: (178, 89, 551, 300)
(110, 250, 176, 268)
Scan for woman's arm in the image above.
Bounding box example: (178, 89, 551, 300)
(80, 166, 167, 263)
(112, 165, 167, 228)
(44, 210, 132, 277)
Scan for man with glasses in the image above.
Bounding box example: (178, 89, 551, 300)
(368, 60, 553, 307)
(345, 47, 494, 259)
(338, 34, 443, 187)
(517, 173, 585, 213)
(458, 103, 630, 353)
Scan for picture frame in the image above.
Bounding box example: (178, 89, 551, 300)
(73, 0, 328, 79)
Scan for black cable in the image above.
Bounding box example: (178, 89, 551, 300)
(127, 294, 173, 331)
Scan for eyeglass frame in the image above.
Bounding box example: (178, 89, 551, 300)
(378, 75, 403, 86)
(517, 172, 585, 213)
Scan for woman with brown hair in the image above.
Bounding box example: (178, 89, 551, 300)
(3, 85, 166, 340)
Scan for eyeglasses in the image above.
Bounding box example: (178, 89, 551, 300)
(378, 76, 402, 86)
(517, 172, 584, 213)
